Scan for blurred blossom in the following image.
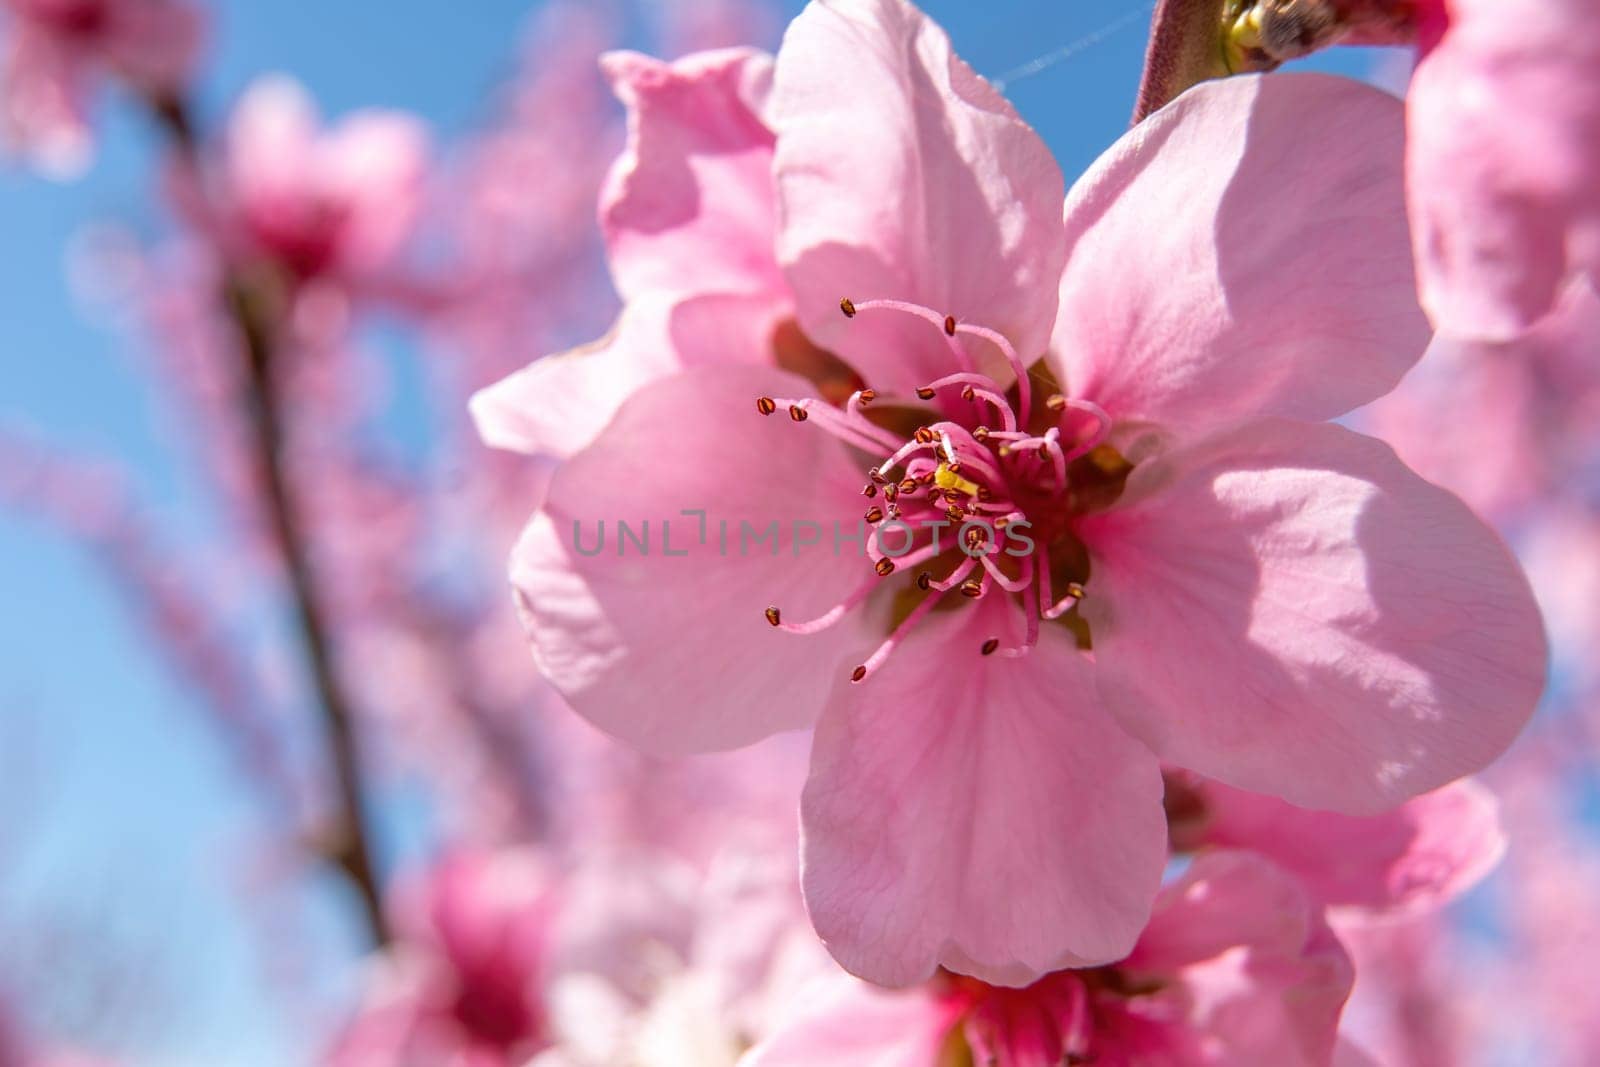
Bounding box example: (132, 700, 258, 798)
(174, 75, 430, 294)
(1402, 0, 1600, 340)
(0, 0, 199, 175)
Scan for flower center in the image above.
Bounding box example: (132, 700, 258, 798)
(758, 298, 1128, 684)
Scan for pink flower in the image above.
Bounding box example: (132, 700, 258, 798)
(187, 76, 429, 286)
(328, 850, 555, 1067)
(477, 0, 1545, 987)
(1404, 0, 1600, 339)
(743, 851, 1354, 1067)
(1167, 773, 1505, 920)
(0, 0, 200, 175)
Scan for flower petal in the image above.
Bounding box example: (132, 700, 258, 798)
(471, 291, 785, 459)
(771, 0, 1065, 392)
(510, 365, 874, 754)
(1123, 850, 1353, 1067)
(740, 975, 955, 1067)
(1191, 776, 1505, 917)
(801, 599, 1166, 988)
(1081, 418, 1545, 813)
(600, 47, 784, 302)
(1052, 73, 1428, 441)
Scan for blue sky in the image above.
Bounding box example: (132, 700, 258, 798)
(0, 3, 1383, 1062)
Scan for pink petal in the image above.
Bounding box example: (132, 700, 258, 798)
(770, 0, 1065, 393)
(740, 975, 956, 1067)
(471, 291, 784, 459)
(1409, 0, 1600, 339)
(1191, 776, 1505, 917)
(1052, 73, 1428, 441)
(600, 47, 784, 303)
(801, 599, 1166, 988)
(510, 365, 873, 755)
(225, 76, 319, 208)
(321, 110, 430, 275)
(1080, 418, 1546, 814)
(1122, 851, 1353, 1067)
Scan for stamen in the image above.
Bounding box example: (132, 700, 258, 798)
(1038, 545, 1086, 621)
(1000, 559, 1041, 658)
(850, 583, 950, 683)
(843, 298, 975, 373)
(775, 396, 902, 453)
(920, 374, 1017, 431)
(1058, 398, 1114, 462)
(769, 574, 879, 635)
(979, 552, 1029, 593)
(953, 322, 1032, 428)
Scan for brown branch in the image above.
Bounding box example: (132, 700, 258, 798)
(146, 91, 391, 947)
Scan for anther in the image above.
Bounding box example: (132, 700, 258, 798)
(914, 427, 936, 444)
(917, 471, 935, 485)
(1046, 393, 1068, 413)
(943, 314, 957, 336)
(916, 386, 936, 400)
(875, 558, 896, 577)
(756, 396, 777, 416)
(859, 388, 877, 404)
(869, 468, 886, 484)
(884, 484, 899, 503)
(764, 607, 782, 627)
(897, 478, 917, 494)
(973, 426, 990, 442)
(961, 385, 976, 402)
(916, 572, 932, 590)
(789, 404, 808, 422)
(960, 579, 983, 598)
(840, 297, 857, 318)
(864, 506, 885, 523)
(863, 483, 878, 498)
(1066, 582, 1086, 599)
(981, 638, 1000, 656)
(851, 665, 868, 682)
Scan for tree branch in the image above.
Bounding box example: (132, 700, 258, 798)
(147, 91, 391, 947)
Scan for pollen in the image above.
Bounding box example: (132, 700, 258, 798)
(933, 462, 981, 499)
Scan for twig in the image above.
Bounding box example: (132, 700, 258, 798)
(147, 91, 391, 947)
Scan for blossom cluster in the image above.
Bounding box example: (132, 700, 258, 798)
(0, 0, 1596, 1064)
